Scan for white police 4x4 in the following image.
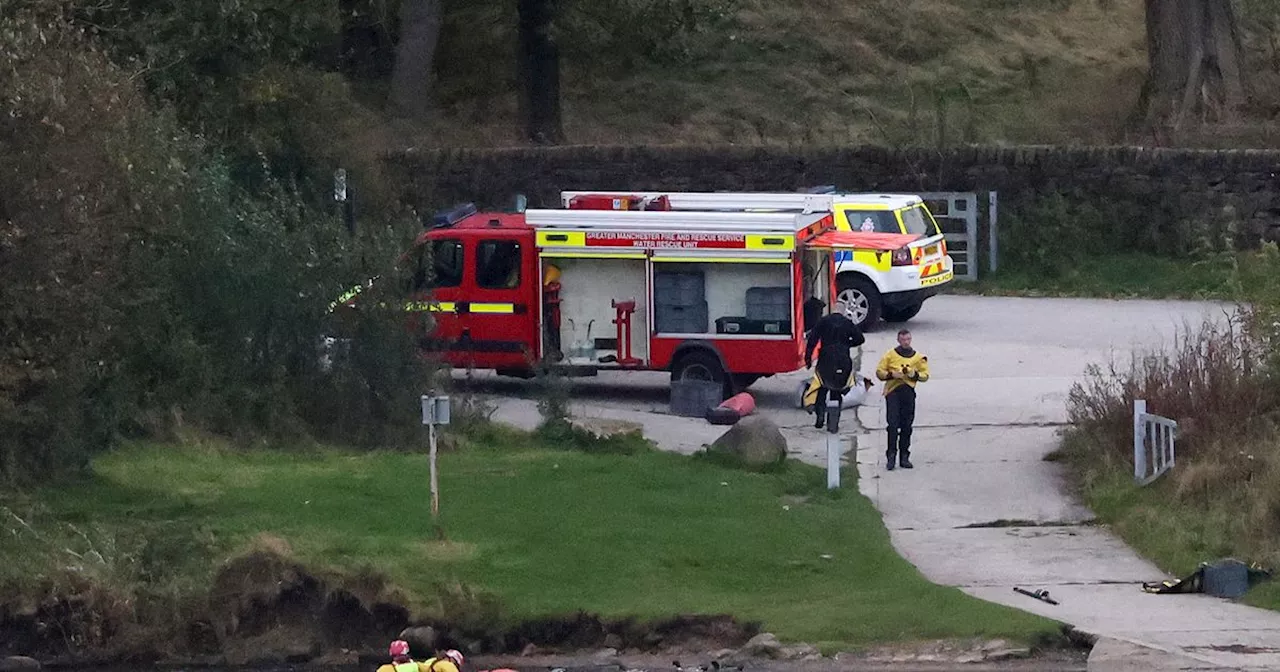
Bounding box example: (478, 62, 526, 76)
(829, 194, 953, 328)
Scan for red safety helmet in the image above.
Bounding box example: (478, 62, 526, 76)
(444, 649, 465, 666)
(389, 640, 411, 658)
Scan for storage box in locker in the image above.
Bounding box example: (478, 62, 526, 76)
(654, 271, 705, 308)
(655, 301, 708, 334)
(654, 271, 703, 292)
(715, 317, 791, 335)
(745, 286, 792, 322)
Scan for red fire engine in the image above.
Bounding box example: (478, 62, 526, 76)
(339, 196, 918, 399)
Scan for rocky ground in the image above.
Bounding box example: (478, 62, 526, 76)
(3, 636, 1091, 671)
(470, 635, 1091, 672)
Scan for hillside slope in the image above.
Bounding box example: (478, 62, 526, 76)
(411, 0, 1153, 147)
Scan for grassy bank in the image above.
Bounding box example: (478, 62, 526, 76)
(1055, 442, 1280, 611)
(1, 428, 1059, 653)
(1052, 245, 1280, 610)
(948, 253, 1239, 300)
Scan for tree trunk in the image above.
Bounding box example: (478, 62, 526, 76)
(341, 0, 396, 79)
(517, 0, 564, 144)
(340, 0, 371, 77)
(1141, 0, 1246, 129)
(389, 0, 443, 118)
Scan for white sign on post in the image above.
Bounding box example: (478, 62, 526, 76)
(421, 395, 451, 528)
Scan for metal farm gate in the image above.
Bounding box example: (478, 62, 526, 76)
(918, 192, 996, 282)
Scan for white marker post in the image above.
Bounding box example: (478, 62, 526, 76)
(1133, 399, 1147, 483)
(826, 434, 841, 489)
(825, 399, 841, 489)
(421, 395, 451, 534)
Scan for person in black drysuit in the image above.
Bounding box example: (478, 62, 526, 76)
(803, 302, 866, 429)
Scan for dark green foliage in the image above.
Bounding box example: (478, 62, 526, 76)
(997, 188, 1250, 279)
(0, 2, 435, 485)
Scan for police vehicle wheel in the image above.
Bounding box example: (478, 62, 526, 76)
(883, 303, 922, 323)
(836, 275, 881, 329)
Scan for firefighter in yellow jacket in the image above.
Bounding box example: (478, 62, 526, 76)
(378, 641, 465, 672)
(875, 328, 930, 470)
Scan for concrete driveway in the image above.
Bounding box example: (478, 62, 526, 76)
(467, 294, 1280, 671)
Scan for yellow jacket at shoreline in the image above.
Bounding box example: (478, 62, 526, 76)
(875, 346, 930, 396)
(377, 659, 460, 672)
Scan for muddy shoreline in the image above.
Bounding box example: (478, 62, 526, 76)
(13, 645, 1092, 672)
(3, 622, 1094, 671)
(1, 546, 1092, 671)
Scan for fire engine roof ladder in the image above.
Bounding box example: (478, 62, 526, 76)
(525, 208, 832, 263)
(526, 208, 828, 234)
(559, 191, 922, 214)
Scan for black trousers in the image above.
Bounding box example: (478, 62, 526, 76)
(813, 387, 842, 427)
(813, 355, 853, 428)
(885, 386, 917, 461)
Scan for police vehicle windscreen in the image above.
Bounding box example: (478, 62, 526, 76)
(899, 206, 940, 236)
(842, 210, 899, 233)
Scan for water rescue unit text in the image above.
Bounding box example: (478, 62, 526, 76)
(584, 231, 746, 249)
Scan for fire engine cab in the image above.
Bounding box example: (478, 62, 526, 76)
(350, 198, 920, 399)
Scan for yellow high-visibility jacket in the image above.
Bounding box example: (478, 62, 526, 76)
(377, 659, 459, 672)
(875, 347, 930, 396)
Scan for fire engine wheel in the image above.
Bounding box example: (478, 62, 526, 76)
(882, 303, 923, 323)
(671, 350, 730, 398)
(836, 275, 881, 329)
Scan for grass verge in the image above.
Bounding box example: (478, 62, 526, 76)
(2, 429, 1058, 653)
(1055, 442, 1280, 611)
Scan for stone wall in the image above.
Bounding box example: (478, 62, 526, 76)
(384, 144, 1280, 261)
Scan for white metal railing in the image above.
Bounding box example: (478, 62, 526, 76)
(1134, 399, 1178, 485)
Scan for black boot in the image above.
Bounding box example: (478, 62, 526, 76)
(899, 427, 914, 469)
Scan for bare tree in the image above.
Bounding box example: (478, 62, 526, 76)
(517, 0, 563, 144)
(1140, 0, 1246, 130)
(389, 0, 443, 118)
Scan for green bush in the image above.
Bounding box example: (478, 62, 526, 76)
(997, 189, 1247, 279)
(1235, 242, 1280, 374)
(1, 3, 437, 485)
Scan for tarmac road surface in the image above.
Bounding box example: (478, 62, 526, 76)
(465, 294, 1280, 671)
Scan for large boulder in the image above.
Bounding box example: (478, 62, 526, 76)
(0, 657, 41, 672)
(740, 632, 784, 658)
(399, 626, 439, 658)
(706, 415, 787, 468)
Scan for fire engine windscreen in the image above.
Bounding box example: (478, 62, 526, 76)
(409, 239, 465, 291)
